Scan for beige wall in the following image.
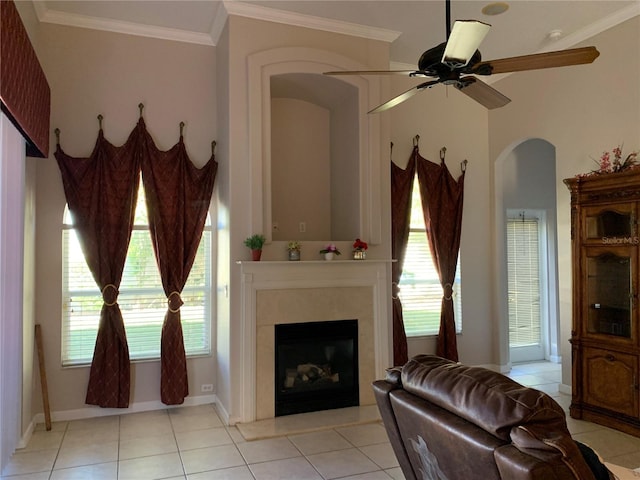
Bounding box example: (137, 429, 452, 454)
(217, 15, 392, 422)
(388, 77, 493, 366)
(488, 17, 640, 383)
(388, 17, 640, 373)
(32, 23, 217, 417)
(271, 98, 331, 240)
(15, 2, 640, 431)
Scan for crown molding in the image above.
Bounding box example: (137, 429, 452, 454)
(221, 1, 401, 44)
(31, 0, 215, 46)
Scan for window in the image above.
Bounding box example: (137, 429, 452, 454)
(61, 180, 212, 366)
(398, 178, 462, 337)
(507, 213, 542, 347)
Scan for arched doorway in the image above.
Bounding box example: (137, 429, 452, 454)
(495, 138, 561, 365)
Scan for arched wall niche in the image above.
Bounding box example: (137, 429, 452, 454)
(247, 47, 382, 244)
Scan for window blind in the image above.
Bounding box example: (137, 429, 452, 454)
(507, 216, 541, 347)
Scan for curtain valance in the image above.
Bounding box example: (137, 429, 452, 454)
(0, 0, 50, 157)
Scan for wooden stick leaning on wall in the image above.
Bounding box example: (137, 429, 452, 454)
(35, 324, 51, 431)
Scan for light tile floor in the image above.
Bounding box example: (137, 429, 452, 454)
(3, 362, 640, 479)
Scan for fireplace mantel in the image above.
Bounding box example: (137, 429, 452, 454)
(236, 259, 392, 423)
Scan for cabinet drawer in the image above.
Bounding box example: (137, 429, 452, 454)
(583, 347, 638, 417)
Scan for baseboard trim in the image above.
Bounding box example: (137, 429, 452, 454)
(17, 419, 36, 449)
(32, 394, 218, 425)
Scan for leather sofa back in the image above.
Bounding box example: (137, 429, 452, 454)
(374, 355, 596, 480)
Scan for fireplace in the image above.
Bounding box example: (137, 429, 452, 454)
(275, 319, 359, 416)
(232, 260, 391, 424)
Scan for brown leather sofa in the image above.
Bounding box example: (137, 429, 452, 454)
(373, 355, 600, 480)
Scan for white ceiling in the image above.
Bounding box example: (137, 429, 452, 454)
(32, 1, 640, 67)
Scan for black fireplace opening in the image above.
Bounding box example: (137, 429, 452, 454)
(275, 319, 359, 417)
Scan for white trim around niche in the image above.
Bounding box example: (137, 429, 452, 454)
(247, 47, 383, 246)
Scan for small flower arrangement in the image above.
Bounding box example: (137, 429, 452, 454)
(588, 145, 639, 175)
(319, 244, 341, 255)
(287, 241, 301, 251)
(353, 238, 368, 251)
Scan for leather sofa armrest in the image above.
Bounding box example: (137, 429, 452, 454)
(372, 380, 416, 480)
(495, 444, 580, 479)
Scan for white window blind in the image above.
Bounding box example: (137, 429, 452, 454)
(507, 216, 541, 347)
(398, 178, 462, 337)
(61, 180, 212, 366)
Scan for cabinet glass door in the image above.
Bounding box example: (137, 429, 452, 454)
(584, 204, 635, 241)
(585, 248, 634, 338)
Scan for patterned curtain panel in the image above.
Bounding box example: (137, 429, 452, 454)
(0, 0, 50, 157)
(140, 123, 217, 405)
(416, 148, 465, 362)
(390, 151, 416, 366)
(55, 125, 142, 408)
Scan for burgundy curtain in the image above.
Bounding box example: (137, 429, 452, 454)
(55, 124, 142, 408)
(140, 123, 217, 405)
(390, 150, 416, 366)
(415, 148, 465, 362)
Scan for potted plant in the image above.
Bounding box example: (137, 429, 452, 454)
(319, 244, 341, 261)
(244, 234, 266, 261)
(287, 241, 301, 261)
(352, 238, 368, 260)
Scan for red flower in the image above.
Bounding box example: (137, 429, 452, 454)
(353, 238, 368, 250)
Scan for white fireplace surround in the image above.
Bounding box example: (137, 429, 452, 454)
(237, 260, 392, 424)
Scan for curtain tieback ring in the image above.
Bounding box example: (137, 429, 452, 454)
(168, 291, 183, 313)
(443, 283, 453, 301)
(102, 283, 119, 306)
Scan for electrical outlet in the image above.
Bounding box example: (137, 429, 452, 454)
(201, 384, 213, 393)
(299, 221, 306, 233)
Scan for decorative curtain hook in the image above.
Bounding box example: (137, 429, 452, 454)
(97, 114, 103, 130)
(440, 146, 447, 162)
(211, 140, 217, 154)
(179, 121, 185, 137)
(390, 141, 394, 160)
(138, 103, 144, 118)
(413, 135, 420, 147)
(54, 128, 60, 145)
(461, 159, 468, 172)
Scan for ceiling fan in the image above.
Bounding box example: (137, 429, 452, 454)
(324, 0, 600, 113)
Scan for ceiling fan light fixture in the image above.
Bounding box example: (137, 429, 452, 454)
(442, 20, 491, 68)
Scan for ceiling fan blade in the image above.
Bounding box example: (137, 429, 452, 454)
(324, 70, 417, 76)
(455, 77, 511, 109)
(471, 46, 599, 75)
(369, 80, 439, 114)
(442, 20, 491, 68)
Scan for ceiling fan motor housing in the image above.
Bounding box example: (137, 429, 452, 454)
(418, 43, 482, 76)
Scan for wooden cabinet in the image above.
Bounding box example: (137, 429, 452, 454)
(565, 170, 640, 437)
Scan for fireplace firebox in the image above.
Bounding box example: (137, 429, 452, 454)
(275, 319, 359, 417)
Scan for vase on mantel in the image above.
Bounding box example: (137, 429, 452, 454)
(324, 252, 334, 261)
